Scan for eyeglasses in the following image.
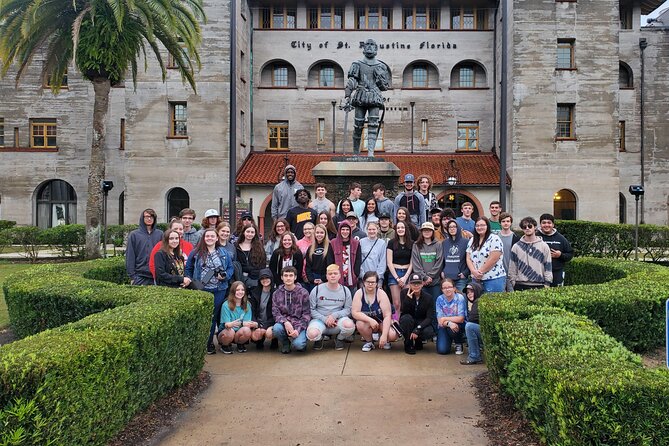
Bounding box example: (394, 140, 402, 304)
(364, 281, 377, 285)
(242, 217, 253, 221)
(520, 224, 534, 229)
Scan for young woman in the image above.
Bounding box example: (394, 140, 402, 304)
(411, 222, 444, 300)
(461, 282, 484, 365)
(318, 211, 338, 240)
(417, 174, 438, 222)
(248, 269, 277, 350)
(269, 232, 304, 286)
(396, 206, 419, 241)
(466, 217, 506, 293)
(305, 224, 330, 289)
(235, 224, 267, 289)
(351, 271, 398, 351)
(217, 281, 258, 354)
(360, 197, 380, 229)
(386, 221, 414, 319)
(435, 278, 466, 355)
(441, 219, 470, 292)
(216, 221, 237, 262)
(154, 229, 192, 288)
(230, 212, 256, 245)
(264, 218, 289, 262)
(326, 221, 362, 293)
(334, 198, 354, 226)
(359, 221, 387, 287)
(296, 222, 315, 256)
(185, 227, 235, 355)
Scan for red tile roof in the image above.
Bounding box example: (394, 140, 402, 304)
(237, 152, 510, 187)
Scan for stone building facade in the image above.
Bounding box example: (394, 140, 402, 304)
(0, 0, 667, 229)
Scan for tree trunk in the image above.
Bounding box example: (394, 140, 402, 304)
(84, 77, 111, 259)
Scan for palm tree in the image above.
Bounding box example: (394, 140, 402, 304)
(0, 0, 206, 259)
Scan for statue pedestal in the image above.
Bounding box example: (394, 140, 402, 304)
(312, 158, 401, 201)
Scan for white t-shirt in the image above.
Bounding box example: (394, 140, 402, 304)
(467, 234, 506, 280)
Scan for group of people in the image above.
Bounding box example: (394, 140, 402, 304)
(124, 165, 573, 364)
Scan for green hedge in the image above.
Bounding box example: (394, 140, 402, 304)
(0, 258, 211, 445)
(480, 258, 669, 445)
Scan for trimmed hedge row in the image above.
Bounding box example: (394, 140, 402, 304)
(0, 258, 211, 445)
(480, 258, 669, 445)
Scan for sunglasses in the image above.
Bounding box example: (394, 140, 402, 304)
(520, 224, 534, 229)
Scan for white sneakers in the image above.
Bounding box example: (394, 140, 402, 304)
(362, 342, 375, 352)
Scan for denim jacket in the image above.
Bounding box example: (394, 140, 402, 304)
(185, 247, 234, 291)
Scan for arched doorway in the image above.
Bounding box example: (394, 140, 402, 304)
(35, 179, 77, 229)
(118, 191, 125, 225)
(553, 189, 577, 220)
(619, 193, 626, 224)
(166, 187, 190, 221)
(437, 192, 481, 219)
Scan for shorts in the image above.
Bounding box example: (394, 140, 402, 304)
(387, 268, 408, 286)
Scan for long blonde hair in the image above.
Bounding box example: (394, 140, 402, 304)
(308, 224, 330, 260)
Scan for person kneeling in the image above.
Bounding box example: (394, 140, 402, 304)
(271, 267, 311, 354)
(217, 281, 257, 354)
(352, 271, 399, 352)
(399, 274, 435, 355)
(307, 264, 355, 351)
(248, 269, 277, 350)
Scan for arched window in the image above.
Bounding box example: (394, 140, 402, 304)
(619, 62, 633, 88)
(36, 179, 77, 229)
(402, 61, 439, 88)
(260, 60, 297, 87)
(450, 60, 487, 88)
(167, 188, 190, 221)
(553, 189, 577, 220)
(307, 61, 345, 88)
(619, 193, 626, 224)
(437, 192, 481, 219)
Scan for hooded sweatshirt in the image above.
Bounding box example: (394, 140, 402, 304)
(326, 221, 362, 287)
(271, 283, 311, 332)
(271, 164, 303, 220)
(442, 225, 470, 280)
(508, 238, 553, 287)
(411, 238, 444, 281)
(465, 282, 483, 323)
(537, 229, 574, 271)
(126, 212, 163, 282)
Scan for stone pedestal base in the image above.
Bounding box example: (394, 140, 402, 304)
(312, 159, 401, 201)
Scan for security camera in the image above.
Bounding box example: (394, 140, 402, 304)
(101, 180, 114, 192)
(628, 185, 644, 196)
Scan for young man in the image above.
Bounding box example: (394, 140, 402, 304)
(310, 183, 335, 217)
(488, 201, 502, 234)
(394, 173, 426, 226)
(536, 213, 573, 287)
(509, 217, 553, 290)
(307, 265, 355, 351)
(179, 208, 200, 245)
(126, 209, 163, 285)
(497, 212, 520, 291)
(455, 202, 476, 235)
(286, 188, 318, 239)
(377, 212, 395, 241)
(149, 218, 194, 279)
(399, 274, 435, 355)
(272, 165, 303, 220)
(271, 266, 311, 353)
(431, 208, 444, 241)
(345, 211, 367, 241)
(337, 182, 364, 217)
(327, 221, 362, 293)
(373, 183, 395, 220)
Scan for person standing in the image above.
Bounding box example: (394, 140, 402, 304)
(337, 182, 364, 217)
(327, 221, 362, 293)
(271, 266, 311, 354)
(455, 202, 476, 235)
(310, 183, 335, 217)
(269, 232, 304, 287)
(537, 213, 574, 287)
(373, 183, 395, 220)
(411, 222, 444, 299)
(509, 216, 553, 291)
(149, 217, 193, 279)
(466, 217, 506, 293)
(417, 174, 438, 222)
(307, 265, 355, 351)
(387, 220, 414, 318)
(359, 221, 387, 288)
(377, 213, 395, 241)
(179, 208, 200, 245)
(271, 164, 303, 220)
(305, 224, 330, 289)
(154, 229, 192, 289)
(126, 209, 163, 285)
(394, 174, 426, 226)
(488, 201, 502, 234)
(441, 219, 470, 292)
(345, 212, 367, 241)
(498, 212, 520, 291)
(286, 189, 318, 240)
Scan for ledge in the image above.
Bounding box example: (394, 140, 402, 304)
(449, 87, 490, 90)
(0, 147, 58, 152)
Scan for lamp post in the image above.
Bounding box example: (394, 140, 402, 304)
(101, 180, 114, 258)
(410, 101, 415, 154)
(629, 185, 644, 261)
(446, 159, 460, 187)
(331, 100, 337, 153)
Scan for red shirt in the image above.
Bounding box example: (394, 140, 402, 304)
(149, 240, 194, 278)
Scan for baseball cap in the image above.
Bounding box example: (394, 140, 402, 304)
(204, 209, 219, 218)
(258, 268, 272, 280)
(379, 212, 391, 219)
(345, 211, 358, 219)
(409, 274, 423, 284)
(241, 211, 253, 220)
(420, 222, 435, 231)
(404, 174, 415, 183)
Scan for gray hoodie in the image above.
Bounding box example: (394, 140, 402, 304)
(126, 212, 163, 282)
(271, 164, 303, 219)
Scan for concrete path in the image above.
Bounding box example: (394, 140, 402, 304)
(157, 340, 489, 445)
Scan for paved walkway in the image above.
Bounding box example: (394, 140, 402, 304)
(155, 340, 489, 445)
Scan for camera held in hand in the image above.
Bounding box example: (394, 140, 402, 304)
(202, 267, 227, 283)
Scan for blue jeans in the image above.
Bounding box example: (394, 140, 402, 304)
(465, 322, 482, 362)
(273, 322, 308, 351)
(482, 276, 506, 293)
(453, 277, 468, 293)
(436, 323, 465, 355)
(425, 281, 442, 333)
(208, 288, 228, 346)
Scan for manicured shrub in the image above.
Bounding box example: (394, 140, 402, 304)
(0, 220, 16, 231)
(0, 226, 42, 262)
(1, 260, 211, 445)
(40, 224, 86, 259)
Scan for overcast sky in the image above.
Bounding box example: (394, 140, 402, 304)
(641, 0, 669, 24)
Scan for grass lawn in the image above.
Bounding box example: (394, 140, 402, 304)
(0, 262, 33, 329)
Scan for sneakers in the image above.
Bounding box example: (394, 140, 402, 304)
(460, 358, 483, 365)
(372, 333, 380, 342)
(362, 341, 375, 352)
(313, 340, 324, 351)
(334, 338, 345, 351)
(237, 343, 247, 353)
(281, 343, 291, 354)
(455, 344, 464, 355)
(404, 341, 416, 355)
(220, 344, 233, 355)
(255, 340, 265, 350)
(383, 342, 392, 350)
(206, 343, 216, 355)
(415, 340, 424, 351)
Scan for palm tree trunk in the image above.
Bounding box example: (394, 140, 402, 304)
(85, 77, 111, 259)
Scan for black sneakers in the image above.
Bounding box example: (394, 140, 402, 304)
(206, 343, 216, 355)
(220, 345, 233, 354)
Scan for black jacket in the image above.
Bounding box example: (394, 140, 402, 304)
(400, 288, 434, 332)
(537, 230, 574, 271)
(268, 249, 304, 286)
(305, 242, 328, 284)
(249, 284, 276, 328)
(154, 250, 184, 287)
